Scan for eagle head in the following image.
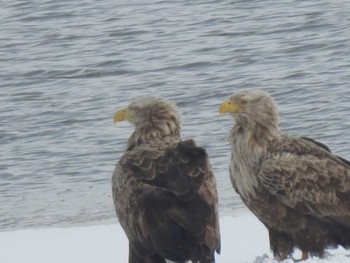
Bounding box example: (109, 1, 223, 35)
(113, 96, 181, 145)
(219, 89, 279, 129)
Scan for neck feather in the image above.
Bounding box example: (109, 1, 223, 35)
(127, 121, 181, 148)
(229, 116, 281, 199)
(230, 114, 280, 146)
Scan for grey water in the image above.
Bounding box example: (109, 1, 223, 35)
(1, 0, 350, 231)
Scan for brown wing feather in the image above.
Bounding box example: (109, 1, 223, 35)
(302, 136, 350, 167)
(259, 136, 350, 226)
(112, 139, 220, 262)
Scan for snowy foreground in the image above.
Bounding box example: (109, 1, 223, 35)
(0, 214, 348, 263)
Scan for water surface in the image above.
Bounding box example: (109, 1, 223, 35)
(1, 0, 350, 230)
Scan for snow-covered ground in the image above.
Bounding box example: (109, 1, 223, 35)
(0, 213, 348, 263)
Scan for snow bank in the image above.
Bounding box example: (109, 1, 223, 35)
(0, 214, 348, 263)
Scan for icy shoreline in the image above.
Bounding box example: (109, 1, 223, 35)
(0, 213, 348, 263)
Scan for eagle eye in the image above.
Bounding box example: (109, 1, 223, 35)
(241, 100, 248, 105)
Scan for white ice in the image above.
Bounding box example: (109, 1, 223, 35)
(0, 213, 348, 263)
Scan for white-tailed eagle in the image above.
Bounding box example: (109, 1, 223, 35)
(112, 96, 220, 263)
(219, 89, 350, 260)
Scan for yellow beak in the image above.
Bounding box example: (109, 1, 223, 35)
(113, 108, 132, 125)
(219, 100, 240, 114)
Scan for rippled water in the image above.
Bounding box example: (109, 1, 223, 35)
(1, 0, 350, 230)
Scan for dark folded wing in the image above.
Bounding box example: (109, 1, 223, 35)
(259, 137, 350, 227)
(118, 139, 220, 260)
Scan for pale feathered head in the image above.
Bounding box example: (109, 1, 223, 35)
(219, 90, 279, 132)
(113, 96, 181, 146)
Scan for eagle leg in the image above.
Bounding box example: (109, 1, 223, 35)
(268, 229, 293, 261)
(300, 250, 309, 261)
(280, 251, 288, 261)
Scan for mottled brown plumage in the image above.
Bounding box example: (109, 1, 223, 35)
(219, 90, 350, 260)
(112, 97, 220, 263)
